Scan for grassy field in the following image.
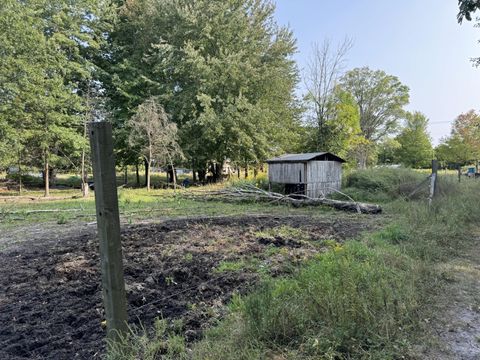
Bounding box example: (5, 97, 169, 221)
(2, 168, 480, 359)
(107, 170, 480, 359)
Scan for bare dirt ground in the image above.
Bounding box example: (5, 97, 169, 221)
(420, 234, 480, 360)
(0, 214, 373, 359)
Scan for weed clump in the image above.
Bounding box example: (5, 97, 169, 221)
(341, 167, 426, 202)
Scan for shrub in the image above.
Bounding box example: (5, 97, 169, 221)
(341, 168, 427, 202)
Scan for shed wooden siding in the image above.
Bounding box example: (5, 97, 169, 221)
(268, 163, 306, 184)
(268, 160, 342, 198)
(306, 161, 342, 197)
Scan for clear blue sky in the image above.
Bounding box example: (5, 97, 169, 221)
(274, 0, 480, 145)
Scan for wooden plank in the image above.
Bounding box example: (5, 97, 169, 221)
(89, 122, 128, 343)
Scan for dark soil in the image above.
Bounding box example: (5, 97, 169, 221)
(0, 215, 371, 359)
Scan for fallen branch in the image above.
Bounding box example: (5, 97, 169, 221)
(1, 208, 84, 215)
(183, 185, 381, 214)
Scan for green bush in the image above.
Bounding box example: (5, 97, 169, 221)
(6, 173, 43, 187)
(340, 168, 427, 203)
(227, 173, 270, 191)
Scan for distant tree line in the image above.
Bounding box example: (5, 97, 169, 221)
(0, 0, 479, 195)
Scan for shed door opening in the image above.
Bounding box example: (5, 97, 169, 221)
(285, 183, 305, 197)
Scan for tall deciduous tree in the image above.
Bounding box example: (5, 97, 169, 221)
(0, 0, 111, 196)
(339, 67, 410, 168)
(451, 110, 480, 159)
(304, 38, 353, 150)
(128, 98, 183, 191)
(395, 112, 433, 168)
(436, 135, 475, 165)
(103, 0, 301, 181)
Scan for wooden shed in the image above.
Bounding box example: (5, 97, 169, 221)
(266, 152, 345, 198)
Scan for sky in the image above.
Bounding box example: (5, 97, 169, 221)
(273, 0, 480, 145)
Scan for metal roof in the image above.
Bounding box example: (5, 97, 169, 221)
(266, 152, 346, 163)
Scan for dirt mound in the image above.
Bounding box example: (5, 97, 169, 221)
(0, 215, 370, 359)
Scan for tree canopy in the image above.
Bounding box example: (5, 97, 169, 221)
(0, 0, 111, 194)
(103, 0, 301, 177)
(338, 67, 409, 167)
(458, 0, 480, 22)
(1, 0, 465, 194)
(395, 112, 433, 168)
(436, 110, 480, 165)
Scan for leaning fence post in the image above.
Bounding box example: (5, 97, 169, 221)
(89, 121, 128, 343)
(428, 159, 438, 207)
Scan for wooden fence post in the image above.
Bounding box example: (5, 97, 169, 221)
(428, 159, 438, 207)
(89, 121, 128, 343)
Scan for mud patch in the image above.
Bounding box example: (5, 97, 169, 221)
(0, 215, 371, 359)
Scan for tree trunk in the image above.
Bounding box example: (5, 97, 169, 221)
(123, 166, 128, 185)
(18, 155, 22, 196)
(192, 161, 197, 183)
(213, 162, 222, 182)
(358, 151, 368, 169)
(145, 159, 151, 191)
(253, 167, 258, 179)
(244, 166, 248, 179)
(81, 119, 89, 197)
(172, 165, 177, 190)
(81, 152, 89, 197)
(144, 158, 149, 189)
(135, 163, 140, 186)
(237, 167, 240, 178)
(44, 152, 50, 197)
(198, 169, 206, 183)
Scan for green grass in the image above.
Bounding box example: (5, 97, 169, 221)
(193, 242, 421, 360)
(0, 187, 334, 237)
(107, 170, 480, 360)
(5, 168, 480, 359)
(107, 318, 188, 360)
(254, 225, 310, 243)
(215, 259, 262, 273)
(338, 167, 427, 203)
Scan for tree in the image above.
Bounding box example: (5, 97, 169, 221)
(377, 138, 401, 165)
(451, 110, 480, 159)
(436, 135, 474, 165)
(395, 112, 433, 168)
(0, 0, 110, 196)
(458, 0, 480, 22)
(102, 0, 301, 181)
(319, 87, 362, 160)
(304, 38, 353, 150)
(458, 0, 480, 65)
(339, 67, 410, 168)
(128, 98, 183, 191)
(436, 110, 480, 166)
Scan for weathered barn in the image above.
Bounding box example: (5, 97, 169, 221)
(266, 152, 345, 198)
